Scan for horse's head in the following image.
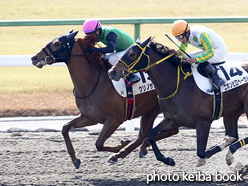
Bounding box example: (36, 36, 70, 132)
(31, 30, 78, 68)
(108, 37, 151, 81)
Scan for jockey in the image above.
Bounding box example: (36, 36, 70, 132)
(171, 19, 227, 92)
(83, 19, 140, 86)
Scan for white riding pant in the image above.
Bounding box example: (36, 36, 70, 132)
(104, 51, 125, 65)
(185, 45, 228, 64)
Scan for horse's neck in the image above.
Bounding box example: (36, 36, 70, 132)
(66, 41, 108, 98)
(148, 50, 181, 97)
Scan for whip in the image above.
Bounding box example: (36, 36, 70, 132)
(164, 33, 191, 58)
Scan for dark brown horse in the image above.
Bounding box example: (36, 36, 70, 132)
(108, 37, 248, 166)
(31, 31, 162, 169)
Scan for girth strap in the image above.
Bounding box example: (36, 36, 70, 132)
(212, 88, 223, 120)
(125, 80, 135, 120)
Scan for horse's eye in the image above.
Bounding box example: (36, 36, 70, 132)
(129, 53, 135, 58)
(54, 42, 60, 46)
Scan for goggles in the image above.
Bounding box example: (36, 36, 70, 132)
(175, 34, 185, 40)
(85, 32, 94, 37)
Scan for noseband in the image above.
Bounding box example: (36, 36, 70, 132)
(118, 43, 151, 77)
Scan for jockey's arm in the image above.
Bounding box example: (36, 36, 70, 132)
(194, 32, 214, 63)
(179, 42, 188, 56)
(89, 32, 117, 54)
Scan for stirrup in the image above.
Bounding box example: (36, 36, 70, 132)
(128, 74, 140, 84)
(208, 78, 225, 92)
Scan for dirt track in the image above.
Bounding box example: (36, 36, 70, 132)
(0, 128, 247, 186)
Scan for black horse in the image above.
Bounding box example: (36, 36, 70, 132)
(108, 37, 248, 166)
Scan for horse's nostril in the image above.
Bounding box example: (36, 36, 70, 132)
(31, 56, 37, 61)
(108, 70, 116, 80)
(110, 71, 116, 75)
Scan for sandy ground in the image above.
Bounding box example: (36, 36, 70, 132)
(0, 128, 247, 186)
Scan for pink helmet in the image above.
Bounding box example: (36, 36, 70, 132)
(83, 19, 102, 34)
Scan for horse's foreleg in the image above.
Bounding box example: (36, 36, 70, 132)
(108, 105, 161, 162)
(148, 119, 175, 166)
(139, 128, 179, 158)
(226, 137, 248, 166)
(196, 122, 211, 167)
(62, 115, 96, 169)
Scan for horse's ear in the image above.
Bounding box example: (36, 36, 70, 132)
(67, 31, 79, 40)
(69, 30, 73, 34)
(140, 37, 151, 48)
(136, 37, 141, 43)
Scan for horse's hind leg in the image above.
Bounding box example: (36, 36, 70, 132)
(139, 128, 179, 158)
(94, 117, 124, 153)
(62, 115, 96, 169)
(107, 105, 161, 163)
(226, 101, 248, 165)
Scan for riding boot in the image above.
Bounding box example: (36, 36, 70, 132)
(199, 62, 225, 92)
(126, 74, 140, 88)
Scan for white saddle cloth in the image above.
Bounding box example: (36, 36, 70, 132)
(112, 72, 155, 97)
(192, 61, 248, 95)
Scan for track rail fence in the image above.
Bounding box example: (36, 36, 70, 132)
(1, 16, 248, 40)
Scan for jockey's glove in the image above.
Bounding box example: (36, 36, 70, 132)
(88, 47, 96, 53)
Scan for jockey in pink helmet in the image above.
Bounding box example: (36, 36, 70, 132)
(82, 19, 140, 87)
(83, 19, 102, 36)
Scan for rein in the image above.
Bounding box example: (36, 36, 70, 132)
(73, 65, 101, 99)
(43, 38, 100, 99)
(119, 43, 193, 100)
(158, 53, 194, 100)
(119, 43, 175, 76)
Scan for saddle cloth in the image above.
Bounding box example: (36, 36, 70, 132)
(192, 61, 248, 95)
(112, 72, 155, 97)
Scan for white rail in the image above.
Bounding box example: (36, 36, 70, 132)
(0, 53, 248, 67)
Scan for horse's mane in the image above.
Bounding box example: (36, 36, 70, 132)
(76, 38, 108, 70)
(149, 39, 186, 66)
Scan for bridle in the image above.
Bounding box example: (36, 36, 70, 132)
(118, 42, 193, 100)
(118, 43, 175, 78)
(42, 38, 89, 64)
(42, 37, 101, 100)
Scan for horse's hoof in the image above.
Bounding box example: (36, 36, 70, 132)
(121, 138, 132, 146)
(226, 149, 234, 166)
(196, 158, 206, 167)
(166, 157, 175, 166)
(107, 156, 118, 163)
(74, 159, 81, 169)
(139, 150, 148, 158)
(162, 157, 175, 166)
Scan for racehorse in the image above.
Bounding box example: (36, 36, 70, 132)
(31, 31, 162, 169)
(108, 37, 248, 166)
